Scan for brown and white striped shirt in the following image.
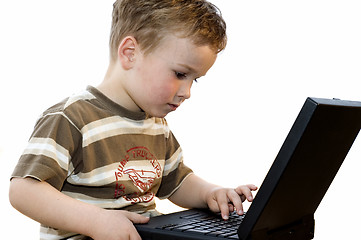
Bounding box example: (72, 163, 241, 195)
(12, 86, 193, 239)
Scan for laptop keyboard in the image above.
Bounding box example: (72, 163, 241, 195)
(156, 211, 245, 239)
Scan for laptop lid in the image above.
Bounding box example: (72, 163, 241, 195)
(237, 97, 361, 240)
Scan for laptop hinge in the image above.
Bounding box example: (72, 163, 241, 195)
(250, 214, 315, 240)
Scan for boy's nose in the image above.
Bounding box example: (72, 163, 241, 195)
(177, 80, 192, 100)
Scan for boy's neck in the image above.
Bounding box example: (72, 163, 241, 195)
(97, 61, 142, 113)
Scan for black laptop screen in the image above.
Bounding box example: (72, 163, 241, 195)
(238, 97, 361, 240)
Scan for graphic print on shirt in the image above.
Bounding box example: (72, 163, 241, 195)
(114, 146, 162, 204)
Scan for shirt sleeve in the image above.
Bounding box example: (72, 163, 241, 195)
(156, 130, 193, 199)
(11, 108, 81, 190)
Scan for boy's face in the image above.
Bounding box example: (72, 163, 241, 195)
(125, 35, 217, 118)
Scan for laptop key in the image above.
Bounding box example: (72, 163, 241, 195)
(172, 225, 196, 232)
(185, 228, 211, 234)
(206, 231, 227, 237)
(180, 212, 208, 219)
(218, 232, 236, 238)
(227, 234, 239, 239)
(156, 224, 177, 230)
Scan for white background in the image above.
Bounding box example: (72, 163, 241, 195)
(1, 0, 360, 239)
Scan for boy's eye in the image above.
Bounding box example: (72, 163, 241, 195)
(175, 71, 198, 83)
(175, 71, 187, 80)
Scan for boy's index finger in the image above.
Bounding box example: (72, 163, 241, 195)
(217, 195, 232, 220)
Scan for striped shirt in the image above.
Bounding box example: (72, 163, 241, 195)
(12, 86, 193, 239)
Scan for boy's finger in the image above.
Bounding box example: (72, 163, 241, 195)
(228, 203, 234, 212)
(122, 211, 150, 224)
(227, 190, 244, 215)
(220, 203, 231, 220)
(235, 184, 258, 191)
(235, 185, 257, 202)
(216, 195, 232, 220)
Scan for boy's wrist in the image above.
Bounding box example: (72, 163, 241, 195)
(86, 207, 108, 238)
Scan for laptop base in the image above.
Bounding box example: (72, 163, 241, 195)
(136, 209, 238, 240)
(249, 214, 314, 240)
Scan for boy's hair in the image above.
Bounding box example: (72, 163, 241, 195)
(109, 0, 227, 61)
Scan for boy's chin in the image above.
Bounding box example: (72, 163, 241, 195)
(150, 112, 169, 118)
(142, 104, 177, 118)
(145, 109, 171, 118)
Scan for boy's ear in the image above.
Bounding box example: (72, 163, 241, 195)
(117, 36, 137, 69)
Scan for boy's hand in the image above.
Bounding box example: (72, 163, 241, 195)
(91, 209, 149, 240)
(205, 184, 258, 220)
(168, 175, 258, 221)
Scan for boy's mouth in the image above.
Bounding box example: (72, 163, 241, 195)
(168, 103, 180, 111)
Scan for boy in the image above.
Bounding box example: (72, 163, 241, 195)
(9, 0, 257, 239)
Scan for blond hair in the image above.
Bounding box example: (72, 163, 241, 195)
(109, 0, 227, 61)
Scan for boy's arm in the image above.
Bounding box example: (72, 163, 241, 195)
(9, 177, 149, 240)
(168, 174, 257, 220)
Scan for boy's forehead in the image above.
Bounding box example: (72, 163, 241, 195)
(152, 35, 217, 72)
(153, 34, 215, 54)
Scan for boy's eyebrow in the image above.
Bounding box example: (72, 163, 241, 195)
(177, 63, 206, 78)
(178, 63, 196, 73)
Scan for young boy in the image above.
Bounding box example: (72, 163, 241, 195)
(9, 0, 257, 239)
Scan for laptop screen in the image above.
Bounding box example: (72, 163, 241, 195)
(238, 97, 361, 240)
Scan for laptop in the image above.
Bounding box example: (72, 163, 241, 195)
(136, 97, 361, 240)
